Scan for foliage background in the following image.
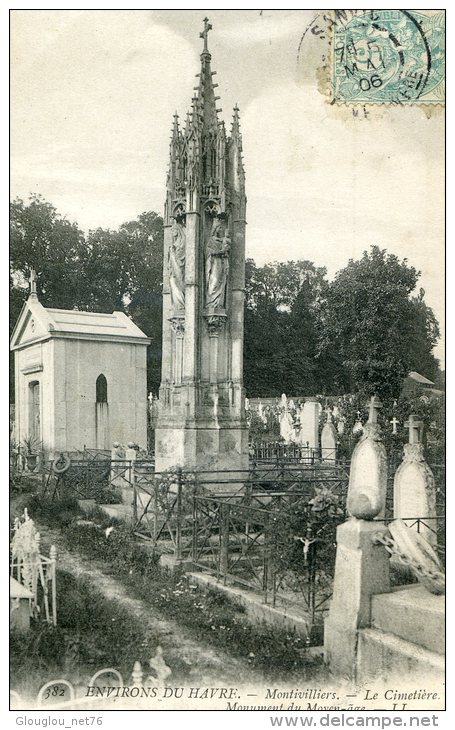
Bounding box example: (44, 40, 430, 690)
(10, 196, 444, 402)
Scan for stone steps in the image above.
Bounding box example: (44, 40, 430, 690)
(356, 584, 445, 682)
(371, 585, 444, 654)
(99, 503, 134, 525)
(357, 627, 444, 681)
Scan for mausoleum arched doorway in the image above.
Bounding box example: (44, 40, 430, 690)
(28, 380, 41, 446)
(95, 374, 109, 450)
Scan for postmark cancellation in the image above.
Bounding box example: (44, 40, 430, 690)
(331, 10, 445, 104)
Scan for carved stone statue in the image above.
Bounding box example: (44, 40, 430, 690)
(169, 221, 186, 311)
(205, 216, 230, 310)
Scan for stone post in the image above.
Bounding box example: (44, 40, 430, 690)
(300, 398, 320, 452)
(110, 442, 125, 489)
(393, 414, 437, 547)
(324, 396, 390, 680)
(122, 442, 138, 507)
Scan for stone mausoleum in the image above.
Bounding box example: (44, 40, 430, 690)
(155, 18, 249, 474)
(10, 273, 150, 457)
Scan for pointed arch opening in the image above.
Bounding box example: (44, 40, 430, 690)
(96, 374, 108, 404)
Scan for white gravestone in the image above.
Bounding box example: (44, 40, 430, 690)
(321, 410, 338, 461)
(347, 397, 388, 520)
(393, 414, 437, 547)
(279, 409, 295, 444)
(299, 398, 320, 451)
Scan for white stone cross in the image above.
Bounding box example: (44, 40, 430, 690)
(390, 416, 399, 435)
(147, 392, 154, 404)
(404, 413, 423, 444)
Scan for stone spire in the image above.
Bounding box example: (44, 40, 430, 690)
(171, 111, 180, 140)
(194, 17, 220, 136)
(231, 104, 241, 141)
(156, 18, 249, 476)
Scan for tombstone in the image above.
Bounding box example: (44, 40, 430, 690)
(390, 415, 399, 435)
(279, 409, 295, 444)
(337, 416, 345, 435)
(347, 396, 388, 520)
(352, 410, 363, 435)
(393, 414, 437, 546)
(321, 410, 338, 462)
(325, 396, 390, 678)
(299, 398, 320, 451)
(258, 401, 267, 425)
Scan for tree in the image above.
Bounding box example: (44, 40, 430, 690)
(79, 212, 163, 390)
(318, 246, 440, 399)
(10, 195, 87, 323)
(244, 259, 328, 396)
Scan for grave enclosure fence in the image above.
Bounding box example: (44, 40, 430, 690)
(37, 453, 445, 642)
(131, 465, 350, 636)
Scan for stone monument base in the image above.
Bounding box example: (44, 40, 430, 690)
(324, 518, 390, 679)
(154, 423, 249, 490)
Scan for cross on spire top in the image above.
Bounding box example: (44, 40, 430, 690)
(29, 269, 37, 298)
(200, 17, 212, 54)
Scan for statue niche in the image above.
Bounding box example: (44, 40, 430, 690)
(204, 215, 230, 311)
(169, 221, 186, 312)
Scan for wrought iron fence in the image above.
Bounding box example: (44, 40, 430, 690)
(42, 458, 111, 501)
(129, 466, 349, 639)
(128, 460, 445, 643)
(381, 515, 445, 566)
(251, 441, 322, 463)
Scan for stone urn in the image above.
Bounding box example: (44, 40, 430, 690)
(26, 453, 38, 471)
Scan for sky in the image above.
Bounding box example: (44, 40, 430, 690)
(10, 9, 445, 363)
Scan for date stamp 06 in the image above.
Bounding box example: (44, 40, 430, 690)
(332, 9, 445, 104)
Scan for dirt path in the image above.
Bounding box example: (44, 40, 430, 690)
(36, 522, 263, 686)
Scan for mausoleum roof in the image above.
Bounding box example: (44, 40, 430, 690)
(407, 371, 435, 386)
(10, 296, 151, 350)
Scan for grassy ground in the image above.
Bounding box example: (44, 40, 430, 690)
(11, 488, 328, 697)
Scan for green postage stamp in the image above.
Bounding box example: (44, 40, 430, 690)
(332, 9, 445, 103)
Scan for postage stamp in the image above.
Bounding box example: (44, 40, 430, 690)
(331, 9, 445, 104)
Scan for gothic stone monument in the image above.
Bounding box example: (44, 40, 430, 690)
(155, 19, 249, 474)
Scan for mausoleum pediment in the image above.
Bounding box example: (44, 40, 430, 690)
(10, 300, 52, 350)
